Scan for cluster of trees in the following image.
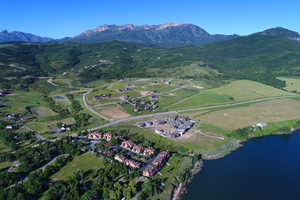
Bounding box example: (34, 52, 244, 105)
(41, 160, 139, 200)
(16, 138, 83, 173)
(231, 127, 254, 139)
(43, 95, 69, 116)
(0, 155, 72, 200)
(65, 94, 91, 129)
(66, 94, 82, 114)
(0, 121, 34, 150)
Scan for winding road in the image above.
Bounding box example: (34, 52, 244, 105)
(82, 89, 112, 121)
(87, 95, 299, 131)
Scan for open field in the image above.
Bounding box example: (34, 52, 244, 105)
(27, 117, 75, 133)
(96, 105, 131, 120)
(278, 77, 300, 92)
(31, 106, 57, 117)
(166, 91, 233, 110)
(51, 152, 105, 180)
(208, 80, 291, 101)
(196, 99, 300, 130)
(2, 91, 48, 113)
(153, 80, 292, 110)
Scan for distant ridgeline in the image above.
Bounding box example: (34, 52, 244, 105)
(1, 27, 300, 88)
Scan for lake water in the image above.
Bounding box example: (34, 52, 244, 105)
(184, 130, 300, 200)
(53, 96, 65, 100)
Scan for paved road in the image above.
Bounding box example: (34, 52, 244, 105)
(82, 89, 111, 121)
(47, 78, 59, 87)
(88, 95, 299, 131)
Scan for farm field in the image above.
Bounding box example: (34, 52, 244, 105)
(51, 152, 105, 180)
(278, 77, 300, 92)
(195, 99, 300, 130)
(166, 91, 233, 110)
(96, 105, 131, 120)
(208, 80, 292, 101)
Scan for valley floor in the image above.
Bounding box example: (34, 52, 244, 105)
(2, 77, 300, 200)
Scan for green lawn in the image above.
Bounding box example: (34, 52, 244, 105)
(51, 152, 105, 180)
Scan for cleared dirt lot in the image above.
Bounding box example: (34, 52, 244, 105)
(98, 105, 131, 120)
(198, 99, 300, 130)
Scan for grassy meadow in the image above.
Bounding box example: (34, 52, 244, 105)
(51, 152, 105, 180)
(278, 77, 300, 93)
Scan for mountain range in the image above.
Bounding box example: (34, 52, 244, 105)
(64, 22, 238, 46)
(1, 23, 238, 46)
(0, 30, 53, 43)
(1, 23, 299, 47)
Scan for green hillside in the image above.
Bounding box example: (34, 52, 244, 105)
(1, 34, 300, 88)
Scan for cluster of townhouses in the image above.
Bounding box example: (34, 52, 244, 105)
(114, 154, 141, 169)
(142, 151, 170, 177)
(86, 131, 169, 177)
(121, 140, 155, 156)
(87, 132, 113, 141)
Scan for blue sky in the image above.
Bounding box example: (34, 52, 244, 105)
(1, 0, 299, 38)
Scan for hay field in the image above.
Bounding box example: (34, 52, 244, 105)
(97, 105, 131, 120)
(278, 77, 300, 92)
(197, 99, 300, 130)
(208, 80, 291, 101)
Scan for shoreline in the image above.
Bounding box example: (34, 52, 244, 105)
(171, 159, 203, 200)
(170, 127, 300, 200)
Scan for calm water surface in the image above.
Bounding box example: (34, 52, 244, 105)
(184, 130, 300, 200)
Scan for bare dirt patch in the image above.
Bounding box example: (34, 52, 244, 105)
(98, 105, 131, 120)
(198, 99, 300, 130)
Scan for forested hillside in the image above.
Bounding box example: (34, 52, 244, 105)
(1, 33, 300, 88)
